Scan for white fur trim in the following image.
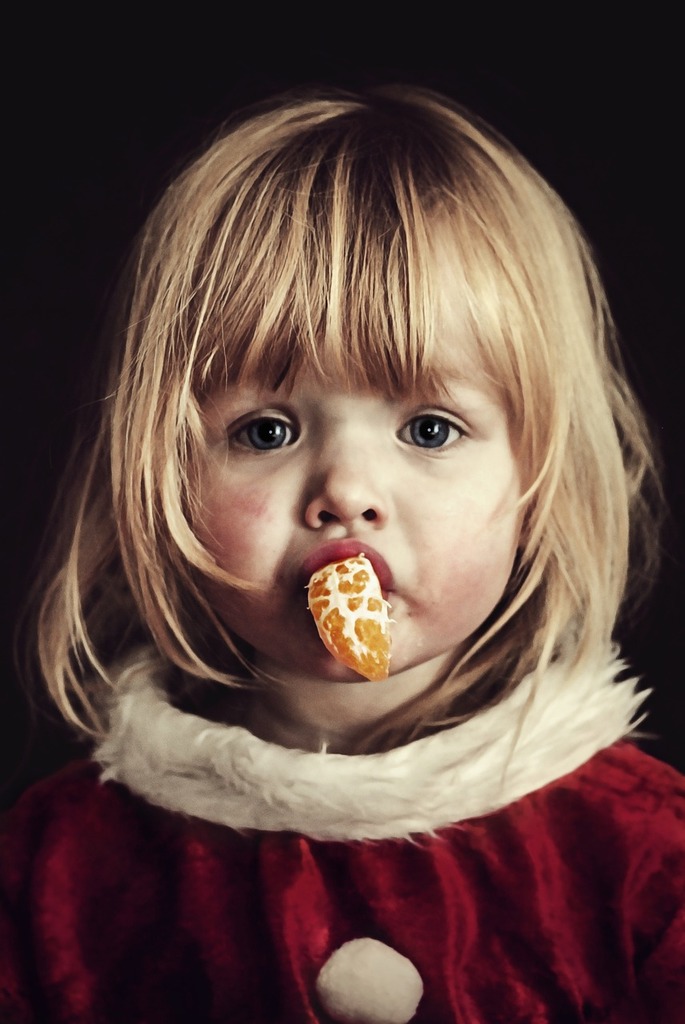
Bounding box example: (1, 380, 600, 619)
(95, 649, 645, 841)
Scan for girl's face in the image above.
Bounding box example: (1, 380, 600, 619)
(196, 348, 522, 692)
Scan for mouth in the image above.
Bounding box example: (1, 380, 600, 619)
(300, 539, 395, 595)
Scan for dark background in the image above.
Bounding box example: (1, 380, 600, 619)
(2, 26, 682, 808)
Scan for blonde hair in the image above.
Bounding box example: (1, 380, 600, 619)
(27, 85, 660, 749)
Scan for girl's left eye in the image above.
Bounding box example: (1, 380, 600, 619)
(400, 414, 464, 449)
(231, 416, 297, 451)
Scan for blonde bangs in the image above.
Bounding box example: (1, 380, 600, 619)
(165, 107, 457, 399)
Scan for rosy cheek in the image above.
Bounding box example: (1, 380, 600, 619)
(226, 489, 274, 523)
(433, 538, 516, 609)
(196, 483, 274, 558)
(205, 478, 276, 524)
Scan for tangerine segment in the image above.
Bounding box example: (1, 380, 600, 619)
(307, 555, 391, 681)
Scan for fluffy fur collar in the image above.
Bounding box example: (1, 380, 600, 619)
(95, 649, 645, 841)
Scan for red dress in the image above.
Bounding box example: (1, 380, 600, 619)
(1, 650, 683, 1023)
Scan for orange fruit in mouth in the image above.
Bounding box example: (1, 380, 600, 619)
(307, 554, 392, 681)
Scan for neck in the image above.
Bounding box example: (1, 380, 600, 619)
(244, 653, 457, 754)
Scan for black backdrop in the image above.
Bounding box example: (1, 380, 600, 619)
(2, 30, 682, 808)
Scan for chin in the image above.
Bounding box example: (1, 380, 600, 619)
(304, 655, 372, 685)
(253, 641, 371, 685)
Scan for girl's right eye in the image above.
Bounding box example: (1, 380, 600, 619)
(231, 416, 297, 451)
(399, 413, 465, 450)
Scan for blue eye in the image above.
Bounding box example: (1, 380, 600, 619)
(403, 415, 462, 449)
(233, 417, 296, 451)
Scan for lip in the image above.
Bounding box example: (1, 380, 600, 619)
(300, 539, 395, 594)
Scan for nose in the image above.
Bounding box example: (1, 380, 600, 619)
(304, 456, 388, 529)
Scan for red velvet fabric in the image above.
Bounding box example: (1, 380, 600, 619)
(1, 742, 683, 1022)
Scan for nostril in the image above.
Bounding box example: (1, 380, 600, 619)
(316, 508, 377, 524)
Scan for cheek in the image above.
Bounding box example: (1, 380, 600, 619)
(196, 482, 278, 569)
(424, 509, 520, 613)
(224, 488, 275, 523)
(440, 548, 515, 608)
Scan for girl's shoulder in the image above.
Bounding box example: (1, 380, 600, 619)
(0, 760, 217, 899)
(1, 756, 253, 878)
(4, 759, 135, 826)
(1, 761, 152, 882)
(560, 741, 685, 817)
(498, 741, 685, 878)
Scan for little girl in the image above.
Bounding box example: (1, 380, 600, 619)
(2, 86, 683, 1023)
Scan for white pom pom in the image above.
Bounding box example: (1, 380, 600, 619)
(315, 937, 423, 1024)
